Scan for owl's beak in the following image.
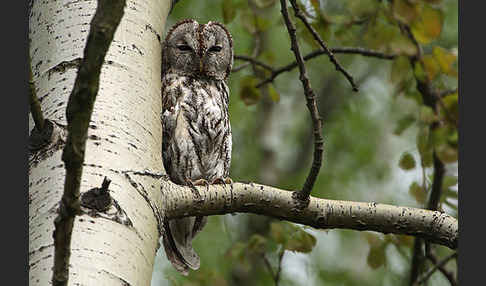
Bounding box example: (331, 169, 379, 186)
(199, 59, 203, 73)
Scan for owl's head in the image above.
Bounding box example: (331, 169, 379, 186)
(162, 19, 233, 81)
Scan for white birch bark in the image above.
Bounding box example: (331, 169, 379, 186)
(29, 0, 171, 285)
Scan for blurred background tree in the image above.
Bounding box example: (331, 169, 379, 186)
(152, 0, 458, 285)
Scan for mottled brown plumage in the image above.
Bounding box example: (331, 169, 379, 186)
(161, 19, 233, 275)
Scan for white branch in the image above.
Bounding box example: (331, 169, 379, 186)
(160, 180, 458, 249)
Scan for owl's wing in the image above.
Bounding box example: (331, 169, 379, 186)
(161, 78, 177, 179)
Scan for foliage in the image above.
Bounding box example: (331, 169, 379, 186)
(154, 0, 458, 285)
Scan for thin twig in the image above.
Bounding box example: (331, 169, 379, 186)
(53, 1, 126, 285)
(279, 0, 324, 201)
(234, 55, 274, 72)
(425, 244, 457, 286)
(409, 238, 424, 286)
(275, 249, 285, 284)
(435, 94, 458, 126)
(28, 53, 45, 131)
(255, 47, 396, 88)
(289, 0, 358, 92)
(417, 252, 457, 285)
(439, 88, 458, 98)
(262, 250, 285, 286)
(232, 18, 264, 73)
(262, 254, 277, 282)
(232, 62, 251, 73)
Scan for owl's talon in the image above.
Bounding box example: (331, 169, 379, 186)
(211, 177, 233, 188)
(186, 180, 204, 202)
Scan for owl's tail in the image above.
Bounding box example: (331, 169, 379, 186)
(162, 216, 207, 275)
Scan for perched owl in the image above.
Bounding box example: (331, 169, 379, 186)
(160, 19, 233, 275)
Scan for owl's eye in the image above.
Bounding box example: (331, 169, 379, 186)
(176, 44, 192, 51)
(208, 45, 222, 52)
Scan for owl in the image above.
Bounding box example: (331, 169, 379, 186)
(160, 19, 233, 275)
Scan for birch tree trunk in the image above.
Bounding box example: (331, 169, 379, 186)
(28, 0, 171, 285)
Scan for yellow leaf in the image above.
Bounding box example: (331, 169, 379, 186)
(433, 46, 457, 75)
(442, 92, 458, 119)
(393, 0, 420, 24)
(413, 61, 427, 83)
(411, 5, 443, 44)
(421, 54, 440, 81)
(268, 84, 280, 102)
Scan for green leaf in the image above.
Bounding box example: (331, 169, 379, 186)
(436, 144, 458, 163)
(392, 0, 420, 24)
(240, 10, 257, 34)
(432, 126, 458, 163)
(442, 175, 458, 191)
(399, 152, 416, 170)
(433, 46, 457, 76)
(421, 54, 441, 81)
(222, 0, 237, 24)
(255, 15, 272, 32)
(390, 56, 412, 84)
(254, 0, 276, 9)
(419, 105, 437, 124)
(270, 222, 316, 253)
(409, 181, 427, 204)
(413, 61, 427, 83)
(394, 114, 416, 135)
(225, 241, 247, 262)
(367, 244, 386, 269)
(410, 4, 443, 44)
(442, 92, 458, 121)
(346, 0, 379, 19)
(364, 15, 399, 51)
(416, 126, 433, 167)
(239, 75, 262, 105)
(388, 34, 418, 56)
(268, 84, 280, 102)
(247, 234, 267, 254)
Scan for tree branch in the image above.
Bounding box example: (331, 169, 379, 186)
(279, 0, 324, 202)
(417, 252, 457, 285)
(425, 245, 457, 286)
(254, 47, 396, 88)
(288, 0, 358, 92)
(234, 55, 274, 73)
(400, 18, 450, 286)
(160, 181, 458, 250)
(53, 1, 126, 285)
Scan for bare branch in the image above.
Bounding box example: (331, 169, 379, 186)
(279, 0, 324, 202)
(275, 249, 285, 284)
(262, 254, 277, 283)
(53, 1, 126, 285)
(288, 0, 358, 92)
(234, 55, 275, 72)
(417, 252, 457, 285)
(262, 250, 285, 286)
(160, 181, 458, 250)
(425, 245, 457, 286)
(255, 47, 396, 88)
